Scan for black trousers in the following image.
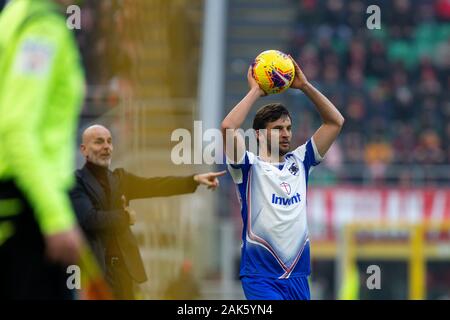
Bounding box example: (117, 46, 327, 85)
(0, 181, 74, 300)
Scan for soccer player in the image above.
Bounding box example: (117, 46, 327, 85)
(221, 57, 344, 300)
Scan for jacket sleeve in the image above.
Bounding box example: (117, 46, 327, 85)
(69, 178, 129, 235)
(0, 17, 77, 235)
(117, 169, 199, 201)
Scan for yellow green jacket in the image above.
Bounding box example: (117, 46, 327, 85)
(0, 0, 85, 235)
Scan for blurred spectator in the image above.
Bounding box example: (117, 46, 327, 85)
(417, 64, 442, 98)
(445, 122, 450, 163)
(392, 124, 417, 164)
(298, 45, 320, 82)
(417, 1, 436, 24)
(323, 0, 346, 28)
(344, 96, 367, 133)
(435, 39, 450, 70)
(367, 81, 391, 122)
(343, 132, 365, 165)
(364, 136, 394, 184)
(419, 97, 444, 132)
(414, 130, 446, 165)
(346, 39, 367, 70)
(346, 65, 367, 99)
(296, 0, 319, 27)
(366, 40, 389, 79)
(347, 0, 365, 30)
(388, 0, 416, 39)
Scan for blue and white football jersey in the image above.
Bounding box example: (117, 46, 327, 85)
(227, 138, 323, 279)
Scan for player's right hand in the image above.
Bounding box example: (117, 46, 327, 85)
(44, 226, 82, 266)
(247, 65, 265, 97)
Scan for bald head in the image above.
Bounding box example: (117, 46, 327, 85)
(82, 125, 110, 144)
(80, 125, 113, 168)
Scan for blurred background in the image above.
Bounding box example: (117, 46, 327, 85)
(3, 0, 446, 299)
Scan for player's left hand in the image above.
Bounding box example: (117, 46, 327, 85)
(194, 170, 227, 190)
(288, 55, 309, 91)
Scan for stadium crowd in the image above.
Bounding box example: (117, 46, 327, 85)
(288, 0, 450, 185)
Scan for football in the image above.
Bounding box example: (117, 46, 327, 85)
(252, 50, 295, 95)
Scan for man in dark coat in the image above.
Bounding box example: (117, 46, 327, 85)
(70, 124, 225, 299)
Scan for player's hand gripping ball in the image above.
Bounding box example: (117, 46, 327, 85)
(252, 50, 295, 95)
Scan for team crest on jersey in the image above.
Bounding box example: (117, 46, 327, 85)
(280, 182, 291, 195)
(288, 163, 299, 176)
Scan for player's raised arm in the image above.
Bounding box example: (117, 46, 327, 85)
(221, 66, 264, 163)
(289, 56, 345, 157)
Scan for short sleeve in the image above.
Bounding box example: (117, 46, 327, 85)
(226, 151, 255, 185)
(292, 137, 324, 175)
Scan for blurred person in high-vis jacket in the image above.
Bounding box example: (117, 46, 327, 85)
(0, 0, 85, 299)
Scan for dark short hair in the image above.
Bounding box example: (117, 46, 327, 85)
(252, 103, 292, 130)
